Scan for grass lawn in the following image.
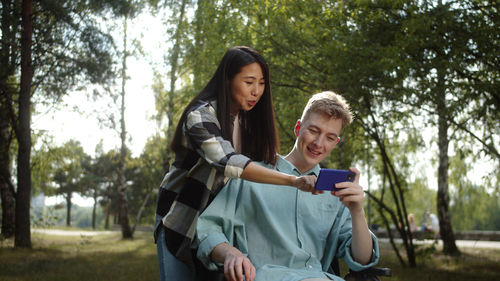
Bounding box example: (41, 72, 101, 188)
(1, 229, 500, 281)
(0, 229, 159, 281)
(363, 241, 500, 281)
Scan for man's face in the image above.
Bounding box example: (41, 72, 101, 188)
(294, 111, 342, 172)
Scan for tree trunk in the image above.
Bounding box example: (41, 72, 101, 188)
(163, 0, 188, 171)
(131, 191, 151, 235)
(0, 164, 15, 239)
(361, 98, 416, 267)
(92, 189, 97, 229)
(118, 16, 132, 239)
(436, 83, 460, 255)
(1, 0, 18, 79)
(0, 91, 15, 238)
(167, 0, 187, 131)
(0, 0, 17, 239)
(65, 192, 72, 226)
(104, 201, 110, 229)
(15, 0, 33, 248)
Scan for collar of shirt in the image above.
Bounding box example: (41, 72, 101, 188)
(208, 99, 217, 111)
(275, 155, 320, 178)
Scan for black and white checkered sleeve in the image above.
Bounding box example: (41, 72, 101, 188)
(185, 105, 251, 179)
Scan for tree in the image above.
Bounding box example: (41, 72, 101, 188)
(449, 151, 500, 231)
(15, 0, 34, 248)
(80, 154, 100, 229)
(400, 0, 499, 255)
(148, 0, 195, 174)
(1, 0, 131, 247)
(80, 142, 115, 229)
(0, 84, 15, 238)
(51, 140, 86, 226)
(163, 0, 188, 170)
(128, 134, 168, 229)
(0, 0, 18, 239)
(117, 15, 133, 239)
(96, 0, 150, 239)
(93, 149, 121, 230)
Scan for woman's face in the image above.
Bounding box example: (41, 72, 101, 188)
(229, 62, 265, 115)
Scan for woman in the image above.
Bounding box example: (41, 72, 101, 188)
(154, 46, 317, 281)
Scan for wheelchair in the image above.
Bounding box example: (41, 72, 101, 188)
(194, 256, 392, 281)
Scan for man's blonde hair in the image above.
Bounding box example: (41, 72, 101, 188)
(300, 91, 353, 129)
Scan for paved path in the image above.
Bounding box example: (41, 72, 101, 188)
(32, 229, 500, 249)
(32, 228, 116, 236)
(379, 238, 500, 249)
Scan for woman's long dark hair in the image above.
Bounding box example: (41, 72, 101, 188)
(170, 46, 279, 164)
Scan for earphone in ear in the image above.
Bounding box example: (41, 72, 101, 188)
(294, 120, 301, 137)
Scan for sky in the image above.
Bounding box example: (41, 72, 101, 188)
(32, 12, 168, 207)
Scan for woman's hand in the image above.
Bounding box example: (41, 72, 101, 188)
(240, 162, 320, 194)
(293, 174, 322, 194)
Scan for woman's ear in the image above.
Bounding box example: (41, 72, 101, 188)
(294, 120, 301, 137)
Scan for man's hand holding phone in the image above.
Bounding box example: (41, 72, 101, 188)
(315, 168, 365, 212)
(315, 168, 356, 191)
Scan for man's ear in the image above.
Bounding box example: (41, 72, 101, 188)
(294, 120, 301, 137)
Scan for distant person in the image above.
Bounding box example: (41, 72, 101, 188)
(408, 213, 417, 233)
(153, 46, 317, 281)
(197, 91, 380, 281)
(425, 212, 440, 238)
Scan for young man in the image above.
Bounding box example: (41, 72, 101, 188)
(196, 91, 379, 281)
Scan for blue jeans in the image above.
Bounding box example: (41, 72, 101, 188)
(157, 226, 195, 281)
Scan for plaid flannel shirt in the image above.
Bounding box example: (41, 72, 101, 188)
(154, 99, 251, 268)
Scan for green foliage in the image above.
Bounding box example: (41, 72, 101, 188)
(404, 178, 437, 223)
(50, 140, 88, 197)
(450, 183, 500, 231)
(27, 0, 123, 101)
(151, 72, 192, 149)
(31, 134, 58, 195)
(400, 0, 499, 158)
(126, 134, 168, 224)
(449, 153, 500, 231)
(77, 206, 104, 228)
(31, 206, 60, 229)
(87, 148, 122, 225)
(80, 144, 120, 221)
(34, 204, 104, 229)
(31, 135, 161, 230)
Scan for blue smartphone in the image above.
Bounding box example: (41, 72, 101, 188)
(315, 168, 355, 191)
